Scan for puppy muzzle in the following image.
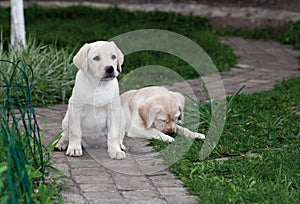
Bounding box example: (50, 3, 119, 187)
(102, 66, 118, 80)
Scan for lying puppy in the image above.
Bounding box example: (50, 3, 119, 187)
(55, 41, 126, 159)
(121, 86, 205, 142)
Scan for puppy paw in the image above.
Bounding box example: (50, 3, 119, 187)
(194, 133, 205, 140)
(55, 138, 69, 151)
(165, 136, 175, 142)
(157, 133, 175, 142)
(109, 150, 126, 160)
(66, 143, 83, 157)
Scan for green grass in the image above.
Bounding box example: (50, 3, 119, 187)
(216, 21, 300, 50)
(0, 39, 75, 106)
(151, 76, 300, 203)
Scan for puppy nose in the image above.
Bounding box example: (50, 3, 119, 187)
(166, 132, 175, 136)
(105, 66, 114, 74)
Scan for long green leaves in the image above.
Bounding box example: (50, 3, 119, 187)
(0, 60, 63, 203)
(0, 38, 75, 106)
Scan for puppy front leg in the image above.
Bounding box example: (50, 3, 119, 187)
(128, 127, 175, 142)
(107, 109, 126, 160)
(66, 109, 83, 156)
(176, 125, 205, 139)
(55, 110, 70, 151)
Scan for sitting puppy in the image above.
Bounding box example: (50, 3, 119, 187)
(55, 41, 126, 159)
(121, 86, 205, 142)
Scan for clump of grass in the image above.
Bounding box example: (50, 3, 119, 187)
(0, 38, 75, 106)
(216, 20, 300, 50)
(283, 21, 300, 49)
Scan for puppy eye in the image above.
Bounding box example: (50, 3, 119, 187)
(111, 55, 116, 60)
(93, 56, 100, 61)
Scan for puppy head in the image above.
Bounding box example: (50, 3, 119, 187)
(155, 108, 180, 136)
(73, 41, 124, 80)
(138, 92, 185, 136)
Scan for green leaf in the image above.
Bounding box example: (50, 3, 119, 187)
(38, 184, 53, 204)
(0, 162, 7, 174)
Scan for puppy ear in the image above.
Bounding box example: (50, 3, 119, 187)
(111, 41, 124, 72)
(172, 92, 185, 123)
(73, 43, 90, 72)
(138, 102, 162, 129)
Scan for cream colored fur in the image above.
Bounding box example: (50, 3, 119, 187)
(121, 86, 205, 142)
(55, 41, 126, 159)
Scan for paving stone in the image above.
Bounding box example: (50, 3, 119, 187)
(60, 177, 76, 187)
(122, 189, 168, 204)
(149, 175, 184, 187)
(158, 187, 190, 196)
(61, 193, 87, 204)
(112, 174, 153, 191)
(163, 195, 199, 204)
(52, 163, 70, 176)
(74, 174, 113, 184)
(223, 75, 250, 84)
(124, 197, 168, 204)
(124, 137, 150, 147)
(129, 145, 155, 153)
(88, 149, 143, 175)
(48, 104, 68, 111)
(71, 167, 106, 176)
(121, 189, 159, 200)
(51, 152, 69, 163)
(136, 162, 169, 176)
(80, 183, 117, 192)
(248, 79, 270, 84)
(62, 184, 81, 194)
(67, 159, 102, 168)
(84, 191, 124, 203)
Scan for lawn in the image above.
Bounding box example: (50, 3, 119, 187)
(0, 5, 300, 204)
(216, 21, 300, 50)
(151, 76, 300, 203)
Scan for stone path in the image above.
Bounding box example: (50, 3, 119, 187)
(166, 37, 300, 99)
(36, 37, 300, 203)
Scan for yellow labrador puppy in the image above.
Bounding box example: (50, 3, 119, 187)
(121, 86, 205, 142)
(55, 41, 126, 159)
